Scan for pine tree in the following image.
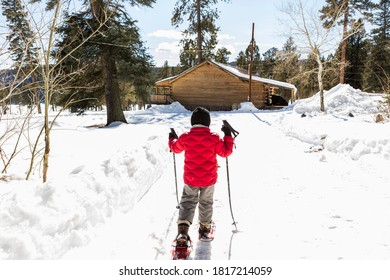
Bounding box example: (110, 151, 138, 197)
(344, 26, 369, 89)
(214, 47, 231, 64)
(53, 11, 102, 112)
(235, 51, 246, 69)
(320, 0, 375, 84)
(89, 0, 155, 125)
(2, 0, 41, 113)
(363, 0, 390, 92)
(179, 39, 197, 70)
(246, 40, 261, 75)
(273, 37, 300, 84)
(234, 41, 261, 74)
(54, 4, 154, 114)
(158, 61, 173, 80)
(261, 47, 278, 78)
(298, 54, 319, 98)
(322, 53, 342, 90)
(172, 0, 230, 65)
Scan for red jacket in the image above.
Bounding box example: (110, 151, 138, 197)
(169, 126, 234, 187)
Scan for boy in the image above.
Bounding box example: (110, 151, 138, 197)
(168, 107, 234, 243)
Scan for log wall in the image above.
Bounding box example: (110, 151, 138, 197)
(171, 62, 265, 110)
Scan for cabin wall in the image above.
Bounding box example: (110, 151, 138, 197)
(171, 63, 265, 110)
(250, 83, 265, 109)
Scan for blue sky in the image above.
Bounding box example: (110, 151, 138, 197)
(131, 0, 298, 67)
(1, 0, 291, 69)
(1, 0, 375, 69)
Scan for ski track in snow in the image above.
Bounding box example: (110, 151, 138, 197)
(1, 87, 390, 260)
(62, 111, 390, 260)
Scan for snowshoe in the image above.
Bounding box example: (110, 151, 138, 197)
(171, 233, 192, 260)
(198, 222, 216, 242)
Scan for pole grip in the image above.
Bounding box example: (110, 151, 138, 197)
(222, 120, 239, 138)
(170, 128, 178, 139)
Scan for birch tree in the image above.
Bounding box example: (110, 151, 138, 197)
(1, 0, 112, 181)
(280, 0, 345, 112)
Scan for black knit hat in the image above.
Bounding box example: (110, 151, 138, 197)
(191, 107, 211, 127)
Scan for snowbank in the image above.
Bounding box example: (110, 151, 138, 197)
(235, 102, 260, 112)
(293, 84, 382, 116)
(263, 84, 390, 160)
(146, 102, 189, 114)
(0, 124, 169, 259)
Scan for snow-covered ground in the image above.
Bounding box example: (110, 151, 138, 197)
(1, 84, 390, 261)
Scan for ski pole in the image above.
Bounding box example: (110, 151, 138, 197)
(226, 157, 238, 232)
(170, 128, 180, 209)
(222, 120, 239, 232)
(173, 153, 180, 209)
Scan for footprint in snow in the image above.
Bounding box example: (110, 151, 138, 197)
(70, 165, 85, 175)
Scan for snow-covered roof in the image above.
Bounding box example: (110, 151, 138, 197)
(156, 60, 297, 93)
(212, 61, 297, 91)
(155, 75, 178, 84)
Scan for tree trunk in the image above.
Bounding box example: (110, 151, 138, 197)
(31, 73, 42, 114)
(42, 0, 62, 183)
(340, 0, 349, 84)
(196, 0, 203, 64)
(43, 123, 50, 182)
(89, 0, 127, 125)
(314, 48, 325, 112)
(90, 0, 103, 19)
(102, 48, 127, 125)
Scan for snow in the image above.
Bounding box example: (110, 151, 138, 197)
(213, 60, 297, 92)
(1, 84, 390, 261)
(293, 84, 383, 116)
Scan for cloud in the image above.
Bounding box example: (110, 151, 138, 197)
(233, 41, 249, 47)
(218, 34, 236, 40)
(215, 42, 235, 53)
(147, 29, 182, 40)
(155, 41, 181, 53)
(153, 41, 181, 66)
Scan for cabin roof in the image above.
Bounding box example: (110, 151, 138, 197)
(155, 60, 297, 92)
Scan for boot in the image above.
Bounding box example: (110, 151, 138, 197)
(198, 222, 212, 240)
(176, 223, 190, 246)
(178, 223, 189, 235)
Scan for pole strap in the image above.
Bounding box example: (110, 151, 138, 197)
(223, 120, 239, 139)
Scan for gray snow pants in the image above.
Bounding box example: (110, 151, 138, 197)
(177, 184, 215, 227)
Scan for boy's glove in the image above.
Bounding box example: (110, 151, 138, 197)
(169, 128, 178, 139)
(221, 125, 232, 137)
(169, 132, 178, 139)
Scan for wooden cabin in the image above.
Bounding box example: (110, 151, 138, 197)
(152, 60, 296, 110)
